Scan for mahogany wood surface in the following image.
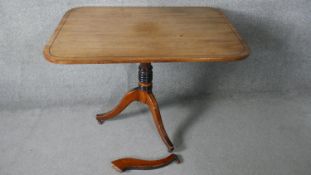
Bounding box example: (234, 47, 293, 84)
(111, 154, 180, 172)
(44, 7, 249, 64)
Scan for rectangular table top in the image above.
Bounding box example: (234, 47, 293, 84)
(44, 7, 249, 64)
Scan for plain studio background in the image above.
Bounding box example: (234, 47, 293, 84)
(0, 1, 311, 175)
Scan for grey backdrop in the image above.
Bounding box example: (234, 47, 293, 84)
(1, 1, 311, 175)
(1, 0, 310, 109)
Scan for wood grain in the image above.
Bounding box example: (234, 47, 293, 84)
(44, 7, 249, 64)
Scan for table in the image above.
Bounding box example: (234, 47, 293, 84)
(44, 6, 249, 157)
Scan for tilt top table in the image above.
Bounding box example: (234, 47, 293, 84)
(44, 7, 249, 153)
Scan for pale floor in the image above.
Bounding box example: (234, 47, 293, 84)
(1, 93, 311, 175)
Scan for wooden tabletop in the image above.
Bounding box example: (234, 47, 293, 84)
(44, 7, 249, 64)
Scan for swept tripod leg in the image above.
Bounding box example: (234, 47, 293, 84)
(96, 89, 139, 124)
(111, 154, 180, 172)
(145, 92, 174, 152)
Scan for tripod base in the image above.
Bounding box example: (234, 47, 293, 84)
(96, 63, 174, 152)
